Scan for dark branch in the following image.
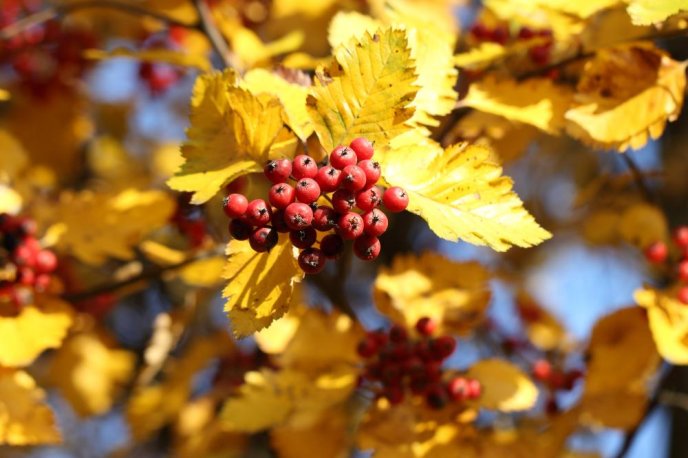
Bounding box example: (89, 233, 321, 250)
(192, 0, 236, 69)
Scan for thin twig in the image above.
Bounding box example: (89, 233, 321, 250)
(621, 153, 656, 203)
(192, 0, 235, 69)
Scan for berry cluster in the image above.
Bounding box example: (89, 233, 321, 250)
(171, 193, 208, 248)
(223, 138, 409, 274)
(531, 359, 583, 415)
(0, 214, 58, 309)
(469, 23, 554, 66)
(645, 226, 688, 303)
(138, 27, 187, 95)
(357, 317, 481, 410)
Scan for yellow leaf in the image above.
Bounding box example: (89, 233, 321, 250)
(498, 0, 622, 18)
(565, 44, 687, 151)
(383, 140, 551, 251)
(461, 76, 573, 134)
(241, 69, 313, 141)
(328, 11, 382, 49)
(0, 130, 27, 181)
(627, 0, 688, 25)
(454, 42, 507, 69)
(255, 311, 301, 354)
(167, 70, 296, 204)
(49, 332, 135, 416)
(0, 369, 61, 445)
(178, 256, 225, 287)
(375, 252, 491, 334)
(223, 237, 303, 337)
(306, 27, 418, 153)
(581, 307, 659, 429)
(617, 202, 668, 248)
(516, 293, 569, 352)
(0, 185, 22, 215)
(467, 359, 538, 412)
(139, 240, 187, 265)
(50, 188, 175, 265)
(84, 47, 211, 72)
(272, 406, 351, 458)
(636, 287, 688, 364)
(0, 297, 73, 368)
(483, 0, 586, 38)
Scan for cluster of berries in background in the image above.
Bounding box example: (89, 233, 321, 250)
(137, 27, 187, 95)
(357, 317, 481, 410)
(469, 22, 555, 67)
(0, 213, 58, 310)
(222, 138, 409, 274)
(644, 226, 688, 303)
(531, 358, 584, 415)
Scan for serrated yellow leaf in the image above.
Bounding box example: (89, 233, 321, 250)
(307, 28, 418, 152)
(84, 47, 211, 72)
(565, 44, 687, 151)
(0, 369, 61, 445)
(375, 252, 491, 335)
(222, 237, 303, 337)
(0, 297, 73, 368)
(467, 359, 538, 412)
(383, 140, 551, 251)
(627, 0, 688, 25)
(635, 287, 688, 364)
(462, 76, 573, 134)
(328, 11, 382, 49)
(168, 70, 296, 204)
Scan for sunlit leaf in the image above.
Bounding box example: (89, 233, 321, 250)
(635, 287, 688, 364)
(467, 359, 538, 412)
(626, 0, 688, 25)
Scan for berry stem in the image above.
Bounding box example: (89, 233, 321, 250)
(192, 0, 237, 69)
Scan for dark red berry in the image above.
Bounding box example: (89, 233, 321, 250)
(271, 209, 290, 233)
(229, 219, 252, 240)
(446, 377, 468, 402)
(295, 178, 321, 204)
(362, 209, 388, 237)
(490, 26, 509, 44)
(34, 250, 57, 274)
(389, 324, 408, 343)
(430, 336, 456, 360)
(337, 212, 364, 240)
(349, 137, 374, 161)
(355, 186, 381, 212)
(298, 247, 326, 274)
(289, 228, 317, 249)
(18, 267, 35, 286)
(424, 361, 442, 382)
(370, 330, 389, 348)
(415, 317, 437, 337)
(529, 44, 551, 66)
(249, 227, 278, 252)
(268, 183, 296, 209)
(675, 226, 688, 249)
(470, 23, 491, 40)
(284, 203, 313, 230)
(679, 286, 688, 304)
(332, 189, 356, 214)
(679, 260, 688, 282)
(34, 274, 51, 292)
(517, 26, 535, 39)
(312, 206, 337, 231)
(645, 241, 668, 264)
(292, 154, 318, 179)
(320, 234, 344, 258)
(329, 146, 358, 169)
(341, 165, 367, 192)
(358, 160, 381, 187)
(425, 384, 448, 410)
(353, 234, 380, 261)
(223, 193, 249, 218)
(383, 187, 409, 213)
(264, 158, 292, 184)
(357, 336, 379, 358)
(245, 199, 272, 227)
(315, 165, 342, 192)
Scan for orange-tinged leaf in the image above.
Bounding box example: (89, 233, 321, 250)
(467, 359, 538, 412)
(635, 287, 688, 364)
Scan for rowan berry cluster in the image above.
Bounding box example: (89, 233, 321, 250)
(469, 23, 554, 66)
(138, 27, 187, 95)
(645, 226, 688, 303)
(222, 138, 409, 274)
(531, 358, 583, 414)
(0, 213, 58, 309)
(357, 317, 481, 410)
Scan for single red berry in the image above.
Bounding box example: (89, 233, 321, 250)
(383, 187, 409, 213)
(292, 154, 318, 179)
(363, 209, 389, 237)
(466, 379, 481, 399)
(332, 189, 356, 214)
(312, 206, 337, 231)
(389, 324, 408, 343)
(490, 26, 509, 44)
(229, 219, 252, 240)
(446, 377, 469, 402)
(34, 250, 57, 274)
(223, 193, 249, 218)
(249, 227, 278, 252)
(341, 165, 367, 192)
(353, 234, 381, 261)
(430, 336, 456, 360)
(357, 336, 379, 358)
(384, 385, 404, 405)
(298, 247, 326, 274)
(289, 228, 317, 249)
(320, 234, 344, 259)
(268, 184, 295, 209)
(329, 145, 358, 169)
(295, 178, 321, 204)
(425, 384, 448, 410)
(245, 199, 272, 227)
(337, 212, 364, 240)
(529, 44, 551, 66)
(315, 165, 342, 192)
(284, 203, 313, 230)
(264, 158, 292, 184)
(271, 209, 290, 233)
(349, 137, 375, 161)
(675, 226, 688, 249)
(517, 26, 535, 40)
(645, 241, 668, 264)
(355, 186, 381, 212)
(532, 359, 552, 382)
(469, 23, 491, 40)
(415, 317, 437, 337)
(34, 273, 51, 292)
(13, 244, 35, 267)
(678, 286, 688, 304)
(18, 267, 35, 286)
(679, 260, 688, 282)
(357, 160, 381, 187)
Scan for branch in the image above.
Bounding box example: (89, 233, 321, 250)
(621, 153, 656, 203)
(192, 0, 236, 69)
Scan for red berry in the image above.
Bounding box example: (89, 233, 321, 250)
(341, 165, 367, 192)
(315, 165, 342, 192)
(446, 377, 468, 402)
(384, 385, 404, 405)
(425, 384, 448, 410)
(363, 209, 388, 237)
(355, 186, 381, 212)
(329, 146, 358, 169)
(353, 235, 380, 261)
(679, 286, 688, 304)
(298, 247, 326, 274)
(249, 227, 278, 252)
(357, 336, 379, 358)
(223, 193, 249, 218)
(349, 137, 374, 161)
(18, 267, 35, 286)
(679, 260, 688, 282)
(645, 241, 668, 264)
(370, 330, 389, 348)
(470, 23, 491, 40)
(292, 154, 318, 179)
(268, 184, 295, 209)
(532, 359, 552, 382)
(289, 228, 317, 249)
(332, 189, 356, 214)
(383, 187, 409, 213)
(415, 317, 437, 337)
(490, 26, 509, 44)
(430, 336, 456, 360)
(229, 219, 252, 240)
(312, 206, 337, 231)
(245, 199, 272, 227)
(529, 44, 551, 66)
(264, 158, 292, 184)
(337, 212, 364, 240)
(271, 209, 290, 233)
(34, 250, 57, 274)
(424, 361, 442, 382)
(389, 324, 408, 343)
(295, 178, 321, 204)
(320, 234, 344, 258)
(517, 26, 535, 39)
(284, 203, 313, 230)
(675, 226, 688, 249)
(358, 160, 381, 187)
(34, 273, 51, 292)
(466, 379, 481, 399)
